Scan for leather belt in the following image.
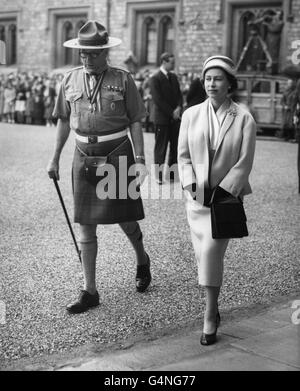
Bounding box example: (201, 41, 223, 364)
(75, 129, 128, 144)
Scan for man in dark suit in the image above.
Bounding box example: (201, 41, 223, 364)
(149, 52, 183, 184)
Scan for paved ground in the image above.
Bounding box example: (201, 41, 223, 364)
(51, 296, 300, 371)
(0, 123, 299, 371)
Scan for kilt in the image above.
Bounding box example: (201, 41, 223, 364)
(72, 136, 145, 224)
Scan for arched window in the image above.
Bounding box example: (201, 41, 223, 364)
(9, 24, 17, 64)
(238, 11, 255, 55)
(76, 20, 85, 34)
(237, 11, 268, 72)
(74, 20, 85, 65)
(230, 5, 284, 74)
(136, 11, 175, 67)
(54, 15, 87, 68)
(158, 16, 174, 55)
(141, 17, 157, 65)
(0, 26, 5, 42)
(0, 20, 17, 65)
(63, 21, 73, 65)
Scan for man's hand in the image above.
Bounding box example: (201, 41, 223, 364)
(46, 119, 71, 181)
(47, 159, 60, 180)
(172, 106, 181, 121)
(135, 159, 148, 186)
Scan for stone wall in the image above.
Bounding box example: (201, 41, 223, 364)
(0, 0, 299, 73)
(177, 0, 222, 74)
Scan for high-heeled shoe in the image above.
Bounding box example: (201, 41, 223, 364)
(200, 311, 221, 346)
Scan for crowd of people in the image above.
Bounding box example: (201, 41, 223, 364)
(0, 68, 202, 130)
(1, 66, 300, 145)
(0, 72, 64, 126)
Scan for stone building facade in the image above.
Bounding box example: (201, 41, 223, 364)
(0, 0, 299, 75)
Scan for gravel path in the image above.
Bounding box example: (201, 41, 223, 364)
(0, 124, 299, 367)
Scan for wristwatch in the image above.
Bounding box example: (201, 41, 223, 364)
(136, 155, 145, 161)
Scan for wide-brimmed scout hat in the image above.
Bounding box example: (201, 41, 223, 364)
(201, 55, 237, 81)
(63, 20, 122, 49)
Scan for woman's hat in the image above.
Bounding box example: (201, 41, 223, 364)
(63, 20, 122, 49)
(201, 55, 237, 80)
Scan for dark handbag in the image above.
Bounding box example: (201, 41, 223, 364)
(210, 186, 248, 239)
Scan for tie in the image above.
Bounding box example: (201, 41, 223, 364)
(89, 74, 100, 111)
(166, 72, 171, 82)
(90, 74, 97, 91)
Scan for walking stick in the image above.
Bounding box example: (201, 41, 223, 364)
(52, 178, 82, 264)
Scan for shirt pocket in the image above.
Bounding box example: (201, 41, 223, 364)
(101, 92, 125, 116)
(65, 90, 83, 114)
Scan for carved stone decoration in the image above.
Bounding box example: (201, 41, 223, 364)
(189, 12, 204, 31)
(236, 7, 284, 74)
(262, 10, 284, 72)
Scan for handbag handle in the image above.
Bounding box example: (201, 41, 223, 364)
(210, 186, 242, 205)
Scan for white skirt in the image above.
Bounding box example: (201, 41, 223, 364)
(186, 199, 229, 287)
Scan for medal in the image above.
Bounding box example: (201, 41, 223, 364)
(84, 71, 106, 113)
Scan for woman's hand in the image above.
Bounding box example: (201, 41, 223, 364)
(184, 183, 202, 202)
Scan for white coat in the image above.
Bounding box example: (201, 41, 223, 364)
(178, 98, 256, 198)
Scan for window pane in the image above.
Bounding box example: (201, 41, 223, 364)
(147, 20, 157, 64)
(237, 79, 247, 90)
(136, 10, 175, 66)
(9, 24, 16, 64)
(0, 26, 5, 41)
(0, 20, 17, 65)
(63, 21, 73, 65)
(251, 80, 271, 93)
(162, 17, 174, 54)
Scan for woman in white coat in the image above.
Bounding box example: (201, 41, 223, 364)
(178, 56, 256, 345)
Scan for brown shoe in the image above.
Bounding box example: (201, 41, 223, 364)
(66, 290, 99, 314)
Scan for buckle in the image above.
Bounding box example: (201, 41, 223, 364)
(88, 136, 98, 144)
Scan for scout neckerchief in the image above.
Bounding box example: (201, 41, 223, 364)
(83, 70, 106, 112)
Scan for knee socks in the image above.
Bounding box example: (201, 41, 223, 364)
(79, 236, 98, 292)
(119, 222, 147, 265)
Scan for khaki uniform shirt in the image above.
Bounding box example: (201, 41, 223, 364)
(53, 66, 146, 136)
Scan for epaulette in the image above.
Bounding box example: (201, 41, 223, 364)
(109, 65, 130, 74)
(66, 65, 84, 74)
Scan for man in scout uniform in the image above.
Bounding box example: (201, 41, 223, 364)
(47, 20, 151, 314)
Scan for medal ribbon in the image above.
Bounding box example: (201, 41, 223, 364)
(83, 71, 106, 111)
